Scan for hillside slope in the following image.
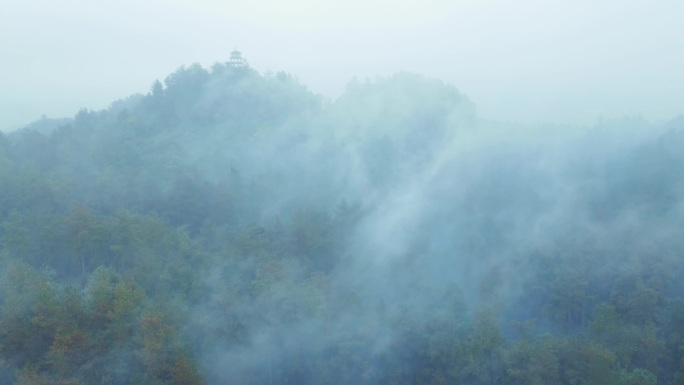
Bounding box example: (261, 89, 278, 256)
(1, 62, 683, 385)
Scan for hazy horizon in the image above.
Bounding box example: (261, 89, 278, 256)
(1, 0, 683, 132)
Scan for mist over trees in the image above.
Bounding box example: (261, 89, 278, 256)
(1, 60, 683, 384)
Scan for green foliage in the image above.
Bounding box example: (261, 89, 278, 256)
(0, 260, 202, 384)
(505, 334, 563, 385)
(0, 261, 60, 368)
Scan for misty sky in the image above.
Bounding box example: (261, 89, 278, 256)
(1, 0, 682, 132)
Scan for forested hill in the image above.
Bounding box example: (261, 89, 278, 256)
(1, 62, 684, 385)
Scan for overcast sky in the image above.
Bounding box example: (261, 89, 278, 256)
(1, 0, 683, 131)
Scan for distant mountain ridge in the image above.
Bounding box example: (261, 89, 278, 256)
(15, 116, 72, 136)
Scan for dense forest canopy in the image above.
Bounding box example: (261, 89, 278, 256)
(1, 61, 684, 385)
